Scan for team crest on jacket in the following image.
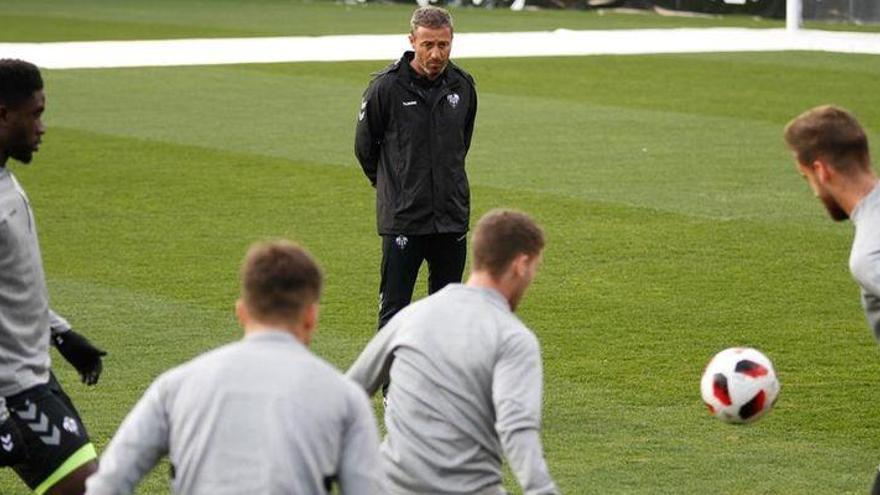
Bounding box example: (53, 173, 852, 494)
(447, 93, 460, 109)
(395, 235, 409, 250)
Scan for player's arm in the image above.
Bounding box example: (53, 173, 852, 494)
(493, 332, 559, 495)
(354, 80, 386, 187)
(49, 309, 107, 386)
(853, 248, 880, 296)
(337, 384, 383, 495)
(345, 319, 398, 396)
(85, 378, 171, 495)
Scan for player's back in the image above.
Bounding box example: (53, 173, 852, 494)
(382, 284, 539, 495)
(850, 183, 880, 339)
(160, 331, 368, 494)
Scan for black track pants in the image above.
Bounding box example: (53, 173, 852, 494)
(377, 233, 467, 330)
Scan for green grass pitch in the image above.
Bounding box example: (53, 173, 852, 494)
(1, 1, 880, 493)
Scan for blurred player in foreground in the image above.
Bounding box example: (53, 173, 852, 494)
(86, 240, 382, 495)
(347, 209, 559, 495)
(0, 58, 106, 495)
(785, 104, 880, 494)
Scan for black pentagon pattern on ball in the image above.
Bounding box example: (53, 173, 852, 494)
(738, 390, 766, 421)
(734, 359, 768, 378)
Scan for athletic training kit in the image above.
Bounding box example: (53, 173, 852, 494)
(1, 166, 99, 493)
(347, 284, 559, 495)
(86, 331, 382, 495)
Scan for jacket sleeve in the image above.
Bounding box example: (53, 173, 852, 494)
(493, 332, 559, 495)
(338, 383, 384, 495)
(85, 376, 172, 495)
(345, 318, 399, 396)
(354, 79, 387, 187)
(463, 81, 478, 153)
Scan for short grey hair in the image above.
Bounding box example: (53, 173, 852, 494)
(410, 6, 453, 34)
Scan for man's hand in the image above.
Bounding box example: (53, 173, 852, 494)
(51, 330, 107, 385)
(0, 411, 28, 467)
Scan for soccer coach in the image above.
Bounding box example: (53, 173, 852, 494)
(355, 6, 478, 330)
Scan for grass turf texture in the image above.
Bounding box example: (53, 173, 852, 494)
(0, 0, 879, 42)
(0, 50, 875, 494)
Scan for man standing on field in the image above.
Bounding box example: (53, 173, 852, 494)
(0, 58, 106, 495)
(784, 104, 880, 494)
(347, 209, 559, 495)
(355, 6, 478, 330)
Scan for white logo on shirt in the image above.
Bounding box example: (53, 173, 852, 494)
(1, 434, 13, 452)
(402, 101, 417, 107)
(447, 93, 460, 109)
(62, 417, 79, 436)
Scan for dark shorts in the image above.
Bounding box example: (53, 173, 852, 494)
(5, 374, 96, 494)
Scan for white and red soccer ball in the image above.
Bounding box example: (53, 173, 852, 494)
(700, 347, 780, 424)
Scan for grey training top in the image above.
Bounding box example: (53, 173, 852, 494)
(346, 284, 559, 495)
(0, 167, 71, 398)
(850, 182, 880, 340)
(86, 331, 383, 495)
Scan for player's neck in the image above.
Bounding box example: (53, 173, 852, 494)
(244, 322, 311, 346)
(839, 171, 878, 216)
(466, 272, 513, 309)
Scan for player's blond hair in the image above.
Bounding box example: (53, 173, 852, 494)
(784, 105, 871, 173)
(240, 240, 323, 323)
(472, 209, 544, 279)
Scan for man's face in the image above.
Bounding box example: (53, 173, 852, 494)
(409, 25, 452, 80)
(1, 90, 46, 165)
(798, 161, 848, 221)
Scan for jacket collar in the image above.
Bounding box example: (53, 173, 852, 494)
(396, 51, 461, 91)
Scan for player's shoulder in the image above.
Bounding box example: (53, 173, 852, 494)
(498, 315, 540, 352)
(369, 58, 403, 84)
(448, 62, 476, 88)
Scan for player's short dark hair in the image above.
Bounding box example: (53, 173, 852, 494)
(472, 209, 544, 279)
(0, 59, 43, 109)
(410, 6, 453, 34)
(241, 240, 323, 323)
(784, 105, 870, 173)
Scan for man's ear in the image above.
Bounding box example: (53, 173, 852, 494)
(511, 254, 530, 278)
(813, 158, 835, 185)
(235, 299, 248, 329)
(302, 302, 319, 333)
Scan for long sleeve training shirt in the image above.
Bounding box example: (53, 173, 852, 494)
(86, 331, 383, 495)
(347, 284, 559, 495)
(850, 182, 880, 340)
(0, 167, 71, 397)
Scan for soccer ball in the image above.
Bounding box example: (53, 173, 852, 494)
(700, 347, 780, 424)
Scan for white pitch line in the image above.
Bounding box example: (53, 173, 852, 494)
(1, 27, 878, 70)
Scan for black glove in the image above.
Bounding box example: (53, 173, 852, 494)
(51, 330, 107, 386)
(0, 412, 28, 467)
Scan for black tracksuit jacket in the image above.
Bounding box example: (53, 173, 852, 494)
(355, 51, 478, 236)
